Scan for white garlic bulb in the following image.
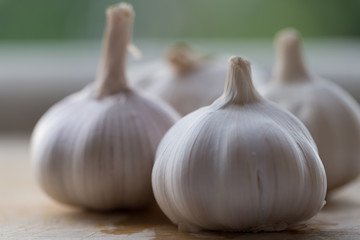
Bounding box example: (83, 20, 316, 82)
(132, 44, 267, 115)
(31, 3, 179, 211)
(260, 29, 360, 192)
(152, 56, 326, 232)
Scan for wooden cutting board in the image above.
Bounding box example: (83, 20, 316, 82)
(1, 135, 360, 240)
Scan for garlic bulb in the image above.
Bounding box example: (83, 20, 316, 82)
(152, 57, 326, 232)
(260, 29, 360, 191)
(132, 44, 267, 115)
(31, 3, 179, 211)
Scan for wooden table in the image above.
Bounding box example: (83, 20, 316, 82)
(1, 135, 360, 239)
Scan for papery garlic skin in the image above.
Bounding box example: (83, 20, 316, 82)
(132, 45, 267, 116)
(260, 29, 360, 191)
(152, 57, 326, 232)
(31, 3, 179, 210)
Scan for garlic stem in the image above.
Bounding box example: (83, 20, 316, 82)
(273, 28, 310, 83)
(166, 44, 202, 76)
(96, 3, 134, 99)
(222, 57, 261, 105)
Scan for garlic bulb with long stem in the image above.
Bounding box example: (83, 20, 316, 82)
(132, 44, 267, 116)
(31, 3, 179, 211)
(260, 29, 360, 192)
(152, 56, 326, 232)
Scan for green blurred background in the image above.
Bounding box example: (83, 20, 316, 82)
(0, 0, 360, 41)
(1, 0, 360, 133)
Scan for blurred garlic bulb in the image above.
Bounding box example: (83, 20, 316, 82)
(152, 57, 326, 232)
(132, 44, 267, 115)
(260, 29, 360, 192)
(31, 3, 179, 211)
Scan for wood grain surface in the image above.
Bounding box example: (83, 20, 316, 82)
(1, 135, 360, 239)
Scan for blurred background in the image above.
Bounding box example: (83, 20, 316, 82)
(1, 0, 360, 40)
(1, 0, 360, 132)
